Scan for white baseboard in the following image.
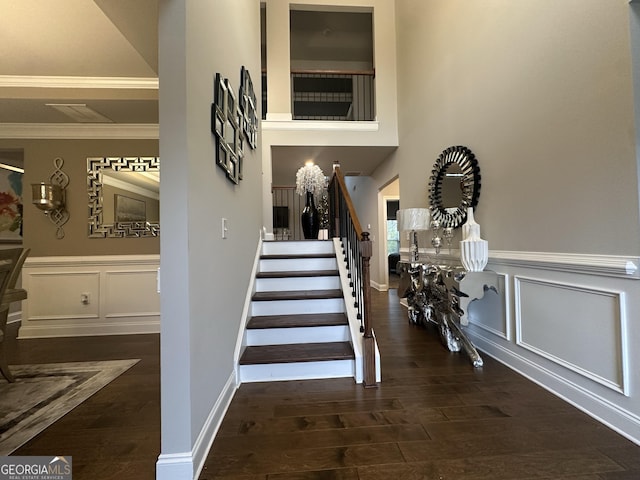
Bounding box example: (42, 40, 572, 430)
(155, 453, 194, 480)
(192, 373, 237, 479)
(156, 372, 238, 480)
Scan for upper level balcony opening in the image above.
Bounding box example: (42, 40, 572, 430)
(291, 70, 375, 121)
(261, 6, 376, 121)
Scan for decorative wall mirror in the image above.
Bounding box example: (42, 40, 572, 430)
(428, 145, 481, 228)
(88, 157, 160, 238)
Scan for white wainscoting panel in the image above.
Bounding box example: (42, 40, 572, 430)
(28, 272, 100, 319)
(20, 255, 160, 338)
(514, 275, 628, 396)
(104, 270, 160, 317)
(466, 273, 510, 340)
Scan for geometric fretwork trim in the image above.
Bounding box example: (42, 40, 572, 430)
(88, 157, 160, 238)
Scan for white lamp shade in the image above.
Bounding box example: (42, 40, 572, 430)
(397, 208, 430, 231)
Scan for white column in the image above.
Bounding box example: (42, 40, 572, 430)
(265, 0, 292, 120)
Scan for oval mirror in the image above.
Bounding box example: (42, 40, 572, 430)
(428, 146, 480, 228)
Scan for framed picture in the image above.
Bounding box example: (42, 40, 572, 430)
(227, 152, 239, 184)
(237, 146, 244, 181)
(224, 116, 238, 152)
(212, 72, 246, 184)
(225, 79, 237, 125)
(239, 66, 258, 150)
(114, 194, 146, 223)
(217, 140, 229, 174)
(0, 168, 22, 242)
(214, 73, 226, 115)
(211, 103, 224, 137)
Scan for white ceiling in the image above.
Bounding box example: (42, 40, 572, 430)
(0, 0, 158, 125)
(0, 1, 394, 182)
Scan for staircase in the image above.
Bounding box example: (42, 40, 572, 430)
(238, 240, 356, 382)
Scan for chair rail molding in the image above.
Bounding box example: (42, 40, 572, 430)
(398, 247, 640, 279)
(489, 250, 640, 279)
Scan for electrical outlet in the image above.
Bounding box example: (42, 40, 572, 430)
(81, 293, 90, 305)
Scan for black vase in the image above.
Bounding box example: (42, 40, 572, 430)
(301, 192, 320, 239)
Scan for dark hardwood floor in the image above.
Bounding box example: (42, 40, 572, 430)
(6, 288, 640, 479)
(201, 290, 640, 480)
(6, 330, 160, 480)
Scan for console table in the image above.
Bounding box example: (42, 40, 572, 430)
(397, 260, 498, 368)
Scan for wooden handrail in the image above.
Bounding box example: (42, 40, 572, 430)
(329, 166, 377, 388)
(330, 167, 363, 237)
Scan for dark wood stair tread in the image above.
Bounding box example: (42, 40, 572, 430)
(247, 313, 348, 329)
(256, 269, 339, 278)
(239, 342, 354, 365)
(252, 289, 343, 301)
(260, 253, 335, 260)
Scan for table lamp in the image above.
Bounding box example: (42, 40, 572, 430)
(397, 208, 431, 263)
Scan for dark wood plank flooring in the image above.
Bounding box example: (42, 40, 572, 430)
(4, 288, 640, 479)
(5, 329, 160, 480)
(201, 290, 640, 480)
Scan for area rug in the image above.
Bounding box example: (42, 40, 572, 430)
(0, 359, 139, 455)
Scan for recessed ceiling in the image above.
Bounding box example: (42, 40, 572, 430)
(0, 0, 158, 126)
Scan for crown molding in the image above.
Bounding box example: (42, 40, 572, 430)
(0, 75, 158, 90)
(0, 123, 159, 139)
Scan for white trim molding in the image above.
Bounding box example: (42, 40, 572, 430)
(399, 248, 640, 279)
(0, 123, 159, 139)
(156, 372, 237, 480)
(468, 332, 640, 446)
(514, 275, 629, 396)
(0, 75, 158, 90)
(20, 254, 160, 338)
(398, 246, 640, 444)
(490, 250, 640, 279)
(262, 119, 379, 132)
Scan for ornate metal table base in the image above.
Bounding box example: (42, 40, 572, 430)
(398, 261, 483, 368)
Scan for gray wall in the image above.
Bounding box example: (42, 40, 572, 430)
(392, 0, 639, 256)
(158, 0, 262, 473)
(0, 138, 159, 257)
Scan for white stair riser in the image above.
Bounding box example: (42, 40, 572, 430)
(255, 276, 340, 292)
(246, 325, 350, 346)
(251, 298, 345, 316)
(262, 240, 334, 256)
(239, 359, 354, 383)
(260, 258, 337, 272)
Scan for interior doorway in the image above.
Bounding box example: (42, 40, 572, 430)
(380, 178, 399, 290)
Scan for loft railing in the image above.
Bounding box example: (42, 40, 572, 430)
(261, 69, 376, 121)
(291, 69, 375, 121)
(328, 167, 376, 388)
